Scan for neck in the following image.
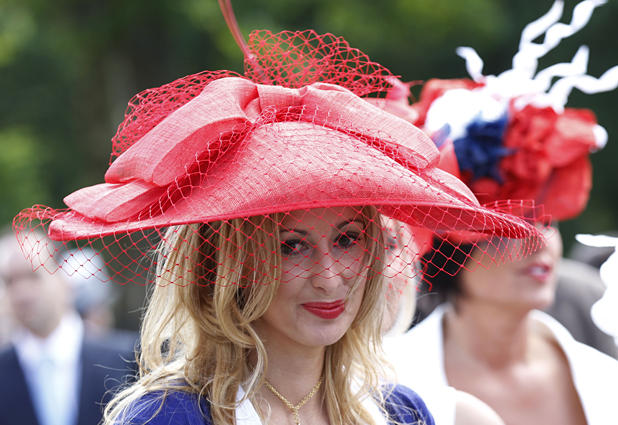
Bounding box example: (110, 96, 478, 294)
(444, 300, 532, 368)
(250, 344, 325, 405)
(30, 323, 58, 340)
(29, 311, 66, 339)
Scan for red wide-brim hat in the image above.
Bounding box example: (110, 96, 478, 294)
(48, 77, 531, 240)
(14, 30, 544, 283)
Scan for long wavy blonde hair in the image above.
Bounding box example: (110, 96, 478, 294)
(104, 207, 396, 425)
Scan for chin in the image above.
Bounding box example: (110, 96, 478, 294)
(514, 276, 557, 308)
(514, 290, 556, 312)
(299, 325, 350, 348)
(534, 293, 556, 310)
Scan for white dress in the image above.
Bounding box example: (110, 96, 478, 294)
(384, 304, 618, 425)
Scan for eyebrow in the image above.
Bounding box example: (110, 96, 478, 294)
(336, 219, 365, 231)
(280, 219, 365, 235)
(279, 228, 309, 236)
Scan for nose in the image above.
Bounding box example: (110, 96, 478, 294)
(309, 246, 345, 294)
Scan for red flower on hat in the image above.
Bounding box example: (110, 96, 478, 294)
(410, 78, 600, 221)
(498, 105, 597, 220)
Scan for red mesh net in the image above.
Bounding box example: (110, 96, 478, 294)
(110, 70, 243, 162)
(13, 30, 547, 289)
(244, 30, 394, 96)
(110, 30, 393, 163)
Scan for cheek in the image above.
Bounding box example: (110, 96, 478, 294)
(279, 257, 312, 283)
(8, 279, 35, 300)
(338, 267, 370, 303)
(340, 247, 371, 279)
(547, 233, 563, 260)
(258, 289, 296, 332)
(270, 280, 300, 308)
(347, 279, 368, 318)
(280, 250, 368, 283)
(460, 263, 516, 300)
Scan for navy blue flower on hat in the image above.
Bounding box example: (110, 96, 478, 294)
(453, 115, 512, 184)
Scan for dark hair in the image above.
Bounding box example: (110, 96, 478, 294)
(420, 240, 476, 309)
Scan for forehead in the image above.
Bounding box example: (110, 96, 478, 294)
(1, 252, 44, 282)
(280, 207, 364, 232)
(0, 239, 47, 281)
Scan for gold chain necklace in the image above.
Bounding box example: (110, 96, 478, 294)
(261, 375, 323, 425)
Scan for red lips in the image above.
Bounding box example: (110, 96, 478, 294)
(302, 300, 346, 319)
(521, 262, 553, 283)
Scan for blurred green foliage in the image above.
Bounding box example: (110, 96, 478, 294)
(0, 0, 616, 328)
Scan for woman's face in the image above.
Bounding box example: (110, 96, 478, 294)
(382, 219, 419, 333)
(252, 207, 370, 350)
(458, 227, 563, 312)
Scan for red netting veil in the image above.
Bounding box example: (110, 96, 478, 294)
(13, 29, 546, 287)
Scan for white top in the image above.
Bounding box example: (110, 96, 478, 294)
(235, 385, 387, 425)
(384, 304, 618, 425)
(14, 312, 84, 425)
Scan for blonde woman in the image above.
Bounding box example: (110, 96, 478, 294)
(109, 208, 433, 424)
(13, 28, 543, 425)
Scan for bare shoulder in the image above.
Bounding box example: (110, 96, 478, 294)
(455, 390, 505, 425)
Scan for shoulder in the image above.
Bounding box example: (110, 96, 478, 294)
(0, 345, 24, 385)
(531, 311, 618, 406)
(532, 310, 617, 366)
(83, 332, 137, 360)
(82, 333, 138, 373)
(454, 391, 505, 425)
(546, 268, 617, 357)
(0, 345, 32, 409)
(117, 391, 210, 425)
(0, 345, 18, 365)
(383, 305, 448, 389)
(81, 337, 137, 394)
(384, 305, 445, 354)
(383, 384, 436, 425)
(532, 310, 618, 370)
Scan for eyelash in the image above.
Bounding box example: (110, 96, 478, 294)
(280, 239, 308, 256)
(280, 232, 363, 256)
(335, 232, 362, 249)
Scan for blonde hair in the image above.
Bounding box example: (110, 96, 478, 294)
(104, 207, 395, 425)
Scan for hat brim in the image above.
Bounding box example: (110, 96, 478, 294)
(48, 122, 538, 242)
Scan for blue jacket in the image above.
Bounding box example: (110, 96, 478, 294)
(0, 335, 136, 425)
(121, 384, 435, 424)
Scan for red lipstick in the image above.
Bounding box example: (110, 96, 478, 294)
(522, 262, 553, 283)
(302, 300, 346, 320)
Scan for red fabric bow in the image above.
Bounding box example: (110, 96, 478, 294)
(51, 77, 501, 240)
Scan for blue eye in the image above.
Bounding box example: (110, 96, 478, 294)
(336, 232, 362, 249)
(281, 239, 306, 256)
